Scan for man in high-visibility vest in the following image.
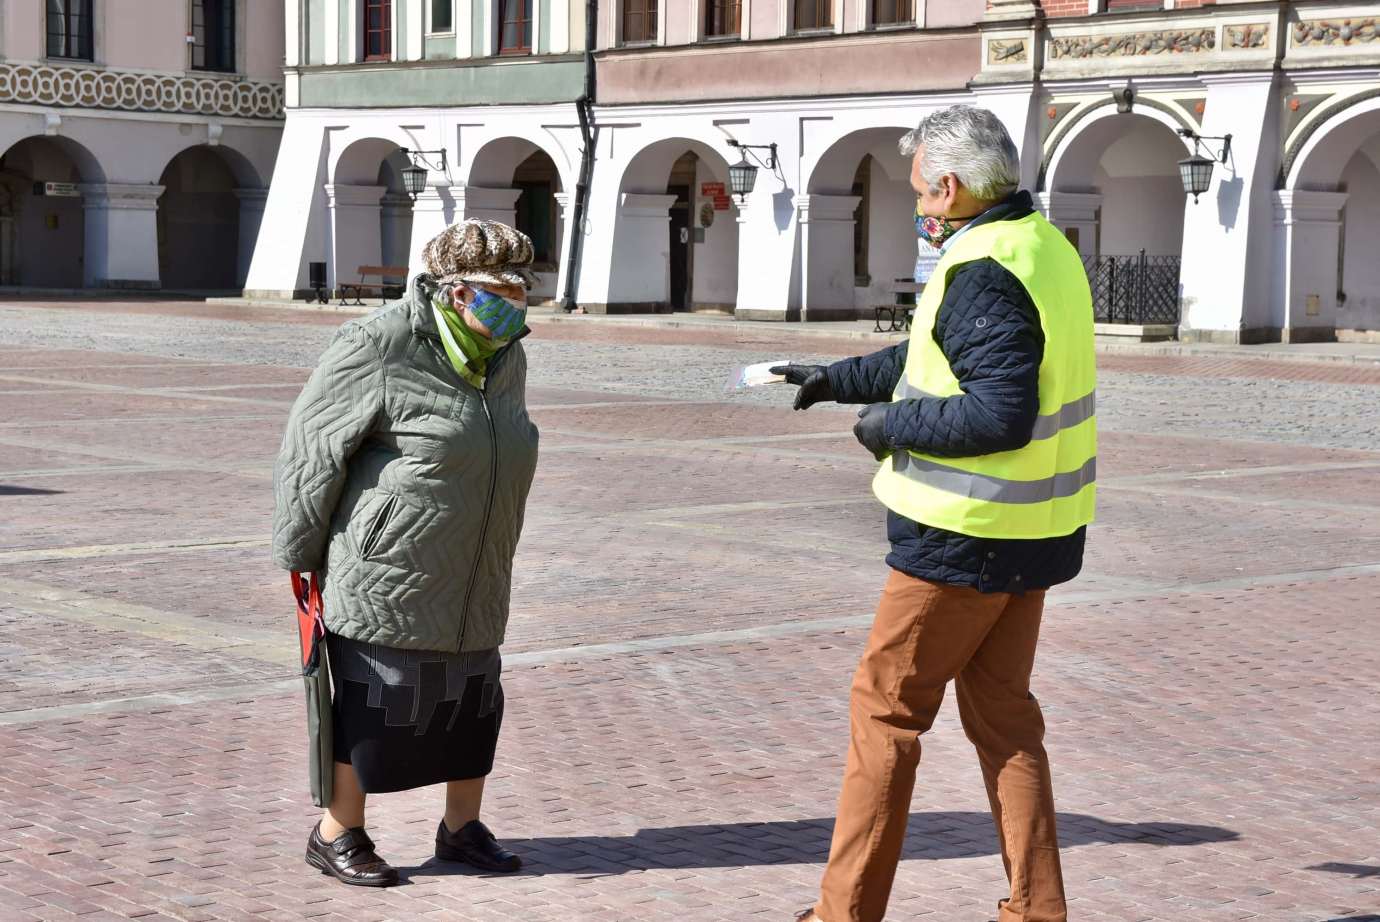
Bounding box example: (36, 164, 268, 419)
(777, 105, 1094, 922)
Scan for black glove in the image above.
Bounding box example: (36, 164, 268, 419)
(853, 403, 893, 461)
(771, 364, 834, 411)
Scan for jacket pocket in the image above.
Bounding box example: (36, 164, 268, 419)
(358, 494, 399, 559)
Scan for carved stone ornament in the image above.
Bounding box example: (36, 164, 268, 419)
(988, 39, 1029, 65)
(1225, 23, 1270, 50)
(1292, 19, 1379, 47)
(0, 63, 284, 120)
(1049, 28, 1216, 60)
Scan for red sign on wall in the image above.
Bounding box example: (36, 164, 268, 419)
(700, 182, 725, 198)
(713, 196, 733, 211)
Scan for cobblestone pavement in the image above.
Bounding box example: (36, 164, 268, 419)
(0, 298, 1377, 922)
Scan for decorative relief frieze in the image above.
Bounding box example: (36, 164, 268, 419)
(987, 39, 1029, 65)
(1292, 19, 1378, 47)
(0, 63, 284, 120)
(1048, 28, 1216, 60)
(1225, 23, 1271, 51)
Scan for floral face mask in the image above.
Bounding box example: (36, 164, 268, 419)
(916, 214, 963, 251)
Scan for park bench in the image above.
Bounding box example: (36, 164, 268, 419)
(339, 265, 409, 306)
(874, 279, 923, 333)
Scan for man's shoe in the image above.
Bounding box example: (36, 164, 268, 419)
(305, 823, 399, 887)
(435, 819, 523, 872)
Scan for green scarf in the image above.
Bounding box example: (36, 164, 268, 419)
(431, 293, 505, 390)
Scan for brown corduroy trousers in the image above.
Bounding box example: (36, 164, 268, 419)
(815, 570, 1067, 922)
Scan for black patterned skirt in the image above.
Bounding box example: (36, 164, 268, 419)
(326, 634, 504, 794)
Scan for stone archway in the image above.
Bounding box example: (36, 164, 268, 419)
(0, 136, 105, 288)
(1278, 98, 1380, 341)
(156, 146, 264, 291)
(1043, 111, 1193, 326)
(604, 137, 739, 313)
(467, 138, 568, 301)
(326, 137, 410, 293)
(802, 127, 913, 321)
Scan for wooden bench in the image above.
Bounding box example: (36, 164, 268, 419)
(874, 280, 924, 333)
(339, 265, 409, 306)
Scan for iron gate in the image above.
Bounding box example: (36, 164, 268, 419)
(1082, 251, 1182, 325)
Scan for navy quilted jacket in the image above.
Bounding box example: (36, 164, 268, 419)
(826, 192, 1086, 593)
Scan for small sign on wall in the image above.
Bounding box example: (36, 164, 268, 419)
(701, 182, 732, 211)
(700, 203, 715, 228)
(34, 182, 80, 198)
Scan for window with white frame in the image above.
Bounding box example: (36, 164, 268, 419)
(871, 0, 913, 28)
(430, 0, 453, 32)
(191, 0, 236, 72)
(47, 0, 95, 61)
(794, 0, 832, 32)
(622, 0, 658, 44)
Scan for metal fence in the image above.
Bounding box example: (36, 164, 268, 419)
(1082, 251, 1182, 325)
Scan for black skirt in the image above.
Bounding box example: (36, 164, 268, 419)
(326, 634, 504, 794)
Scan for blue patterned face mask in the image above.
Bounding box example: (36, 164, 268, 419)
(466, 288, 528, 341)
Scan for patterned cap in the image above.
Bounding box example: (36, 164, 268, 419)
(422, 219, 537, 289)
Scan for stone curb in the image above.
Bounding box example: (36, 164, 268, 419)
(206, 296, 1380, 365)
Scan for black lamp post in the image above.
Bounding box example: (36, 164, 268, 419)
(399, 148, 448, 201)
(726, 139, 778, 204)
(1175, 129, 1232, 204)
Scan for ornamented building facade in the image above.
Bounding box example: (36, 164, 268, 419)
(247, 0, 1380, 343)
(0, 0, 285, 290)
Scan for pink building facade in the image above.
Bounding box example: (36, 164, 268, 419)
(0, 0, 284, 290)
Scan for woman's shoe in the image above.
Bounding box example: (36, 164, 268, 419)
(435, 819, 523, 872)
(305, 823, 399, 887)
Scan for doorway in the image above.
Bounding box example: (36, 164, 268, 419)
(668, 152, 697, 311)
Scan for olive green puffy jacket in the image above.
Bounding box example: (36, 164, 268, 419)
(272, 276, 539, 652)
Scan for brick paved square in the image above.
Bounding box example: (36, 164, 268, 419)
(1, 300, 1377, 922)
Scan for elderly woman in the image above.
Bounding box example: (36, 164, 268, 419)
(272, 219, 540, 887)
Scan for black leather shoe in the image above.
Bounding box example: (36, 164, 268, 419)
(305, 823, 399, 887)
(435, 819, 522, 872)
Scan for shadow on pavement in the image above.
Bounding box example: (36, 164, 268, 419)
(1308, 862, 1380, 879)
(398, 811, 1239, 881)
(0, 485, 64, 496)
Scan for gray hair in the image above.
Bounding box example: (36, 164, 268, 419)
(898, 105, 1021, 203)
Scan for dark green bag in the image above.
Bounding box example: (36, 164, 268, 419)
(293, 573, 334, 808)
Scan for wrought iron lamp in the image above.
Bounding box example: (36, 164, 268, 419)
(400, 148, 448, 201)
(726, 139, 778, 204)
(1175, 129, 1232, 203)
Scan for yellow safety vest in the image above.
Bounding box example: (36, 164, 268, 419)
(872, 212, 1097, 540)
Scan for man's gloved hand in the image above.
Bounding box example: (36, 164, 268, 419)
(770, 364, 834, 411)
(853, 403, 893, 461)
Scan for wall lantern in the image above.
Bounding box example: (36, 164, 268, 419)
(1175, 128, 1232, 204)
(399, 148, 448, 201)
(1112, 81, 1135, 114)
(726, 139, 778, 204)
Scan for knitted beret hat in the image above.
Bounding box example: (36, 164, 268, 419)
(422, 218, 537, 289)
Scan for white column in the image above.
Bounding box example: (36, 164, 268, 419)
(406, 0, 425, 59)
(603, 192, 677, 311)
(80, 184, 164, 289)
(244, 116, 330, 299)
(553, 191, 572, 304)
(324, 184, 387, 290)
(462, 186, 523, 225)
(407, 183, 459, 276)
(1272, 190, 1348, 343)
(795, 193, 860, 322)
(1177, 73, 1274, 344)
(234, 188, 269, 288)
(1034, 191, 1102, 258)
(380, 193, 415, 269)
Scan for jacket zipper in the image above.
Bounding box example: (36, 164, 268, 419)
(360, 495, 397, 558)
(455, 388, 498, 651)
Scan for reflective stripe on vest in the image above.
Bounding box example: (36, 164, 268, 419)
(890, 452, 1097, 505)
(895, 379, 1096, 442)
